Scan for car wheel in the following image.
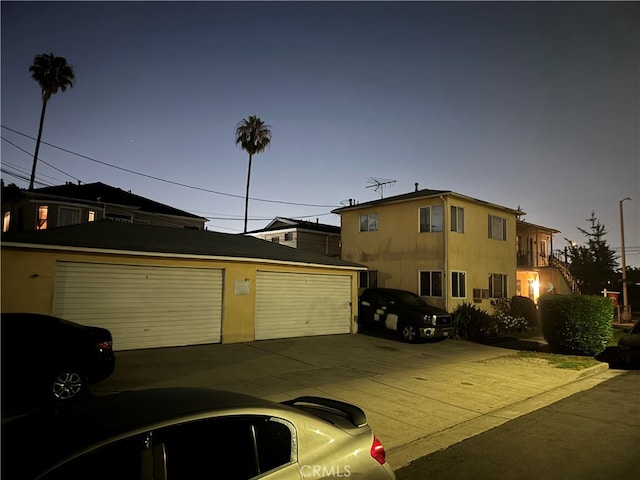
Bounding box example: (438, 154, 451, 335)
(51, 370, 84, 401)
(400, 323, 419, 343)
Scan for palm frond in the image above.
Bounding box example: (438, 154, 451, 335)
(29, 52, 75, 101)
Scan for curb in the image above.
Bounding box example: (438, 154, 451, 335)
(387, 362, 618, 470)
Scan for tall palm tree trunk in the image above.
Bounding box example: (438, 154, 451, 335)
(29, 98, 48, 190)
(244, 152, 253, 233)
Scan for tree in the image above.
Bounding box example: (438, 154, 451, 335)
(28, 53, 75, 190)
(234, 115, 272, 233)
(565, 211, 619, 295)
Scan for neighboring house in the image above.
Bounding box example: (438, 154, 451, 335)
(1, 181, 206, 232)
(334, 187, 528, 313)
(1, 220, 364, 350)
(516, 220, 576, 300)
(247, 217, 341, 257)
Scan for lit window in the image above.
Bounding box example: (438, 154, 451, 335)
(36, 205, 48, 230)
(488, 215, 507, 241)
(88, 210, 96, 222)
(360, 214, 378, 232)
(2, 211, 10, 232)
(419, 205, 443, 232)
(419, 271, 443, 297)
(451, 206, 464, 233)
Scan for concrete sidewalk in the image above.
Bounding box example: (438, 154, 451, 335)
(92, 333, 616, 469)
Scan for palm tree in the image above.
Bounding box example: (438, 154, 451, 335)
(234, 115, 272, 233)
(28, 53, 75, 190)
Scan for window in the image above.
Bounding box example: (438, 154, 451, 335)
(488, 215, 507, 241)
(284, 232, 293, 241)
(359, 270, 378, 289)
(419, 271, 443, 297)
(271, 236, 280, 243)
(451, 271, 466, 298)
(419, 205, 443, 232)
(36, 205, 48, 230)
(360, 213, 378, 232)
(156, 416, 294, 479)
(58, 207, 81, 227)
(88, 210, 96, 222)
(489, 274, 507, 298)
(2, 211, 10, 232)
(451, 206, 464, 233)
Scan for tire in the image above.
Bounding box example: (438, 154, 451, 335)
(51, 369, 84, 401)
(400, 323, 419, 343)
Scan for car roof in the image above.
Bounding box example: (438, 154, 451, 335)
(2, 388, 292, 478)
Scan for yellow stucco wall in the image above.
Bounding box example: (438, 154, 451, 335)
(340, 194, 517, 312)
(1, 246, 360, 344)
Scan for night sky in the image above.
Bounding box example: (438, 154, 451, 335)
(2, 1, 638, 266)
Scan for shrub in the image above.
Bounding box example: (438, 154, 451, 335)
(511, 295, 538, 327)
(491, 297, 528, 335)
(452, 303, 493, 340)
(538, 294, 613, 356)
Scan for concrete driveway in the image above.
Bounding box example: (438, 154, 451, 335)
(92, 333, 615, 469)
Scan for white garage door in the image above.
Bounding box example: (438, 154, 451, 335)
(52, 261, 223, 351)
(255, 271, 352, 340)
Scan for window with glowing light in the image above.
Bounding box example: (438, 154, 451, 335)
(36, 205, 48, 230)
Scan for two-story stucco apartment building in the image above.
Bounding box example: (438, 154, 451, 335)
(333, 186, 571, 313)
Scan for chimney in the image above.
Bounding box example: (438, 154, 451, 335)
(415, 183, 419, 192)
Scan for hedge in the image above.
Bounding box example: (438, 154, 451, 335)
(538, 294, 613, 356)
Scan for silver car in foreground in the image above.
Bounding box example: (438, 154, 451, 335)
(2, 387, 396, 479)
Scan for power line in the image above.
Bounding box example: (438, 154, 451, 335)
(1, 125, 340, 209)
(1, 136, 82, 183)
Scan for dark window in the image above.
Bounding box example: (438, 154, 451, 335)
(452, 271, 466, 298)
(489, 274, 507, 298)
(419, 271, 443, 297)
(155, 416, 293, 479)
(488, 215, 507, 241)
(359, 271, 378, 288)
(360, 214, 378, 232)
(451, 206, 464, 233)
(419, 205, 443, 232)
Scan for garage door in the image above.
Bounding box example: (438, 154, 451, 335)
(52, 261, 223, 351)
(255, 271, 352, 340)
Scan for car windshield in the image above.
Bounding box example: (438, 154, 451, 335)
(394, 291, 427, 307)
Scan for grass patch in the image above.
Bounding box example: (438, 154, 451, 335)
(517, 351, 602, 370)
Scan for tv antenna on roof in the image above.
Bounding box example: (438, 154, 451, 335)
(366, 177, 396, 199)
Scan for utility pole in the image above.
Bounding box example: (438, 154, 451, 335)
(619, 197, 632, 322)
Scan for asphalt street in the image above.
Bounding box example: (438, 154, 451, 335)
(396, 370, 640, 480)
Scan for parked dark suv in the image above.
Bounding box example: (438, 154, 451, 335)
(358, 288, 454, 342)
(1, 313, 115, 410)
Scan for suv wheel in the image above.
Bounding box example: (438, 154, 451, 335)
(51, 370, 84, 401)
(400, 323, 419, 343)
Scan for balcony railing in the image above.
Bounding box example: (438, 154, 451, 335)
(517, 251, 550, 268)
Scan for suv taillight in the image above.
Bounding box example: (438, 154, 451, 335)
(370, 436, 386, 465)
(96, 340, 113, 350)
